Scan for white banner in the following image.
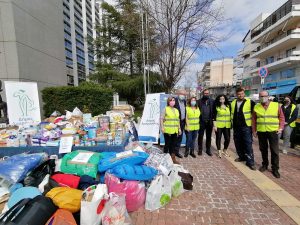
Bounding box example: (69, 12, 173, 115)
(4, 81, 41, 125)
(138, 93, 162, 143)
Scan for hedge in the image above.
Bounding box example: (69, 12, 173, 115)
(42, 83, 114, 117)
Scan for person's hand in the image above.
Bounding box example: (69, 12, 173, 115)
(186, 128, 190, 132)
(285, 122, 288, 125)
(253, 132, 257, 138)
(161, 127, 165, 133)
(213, 126, 217, 132)
(178, 129, 182, 135)
(277, 129, 283, 134)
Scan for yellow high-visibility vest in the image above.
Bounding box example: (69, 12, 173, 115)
(163, 106, 179, 134)
(231, 98, 252, 126)
(254, 102, 279, 132)
(216, 106, 231, 128)
(185, 106, 201, 131)
(289, 104, 296, 128)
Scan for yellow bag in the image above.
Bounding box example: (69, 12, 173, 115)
(46, 187, 82, 213)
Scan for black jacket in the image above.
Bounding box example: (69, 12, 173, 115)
(197, 98, 215, 125)
(174, 98, 186, 121)
(281, 104, 298, 125)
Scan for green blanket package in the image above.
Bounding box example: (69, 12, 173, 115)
(60, 150, 102, 178)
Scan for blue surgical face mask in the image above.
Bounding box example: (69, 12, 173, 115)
(191, 101, 196, 106)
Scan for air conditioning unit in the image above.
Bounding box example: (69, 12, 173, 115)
(292, 50, 300, 56)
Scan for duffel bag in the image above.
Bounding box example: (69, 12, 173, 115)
(0, 195, 57, 225)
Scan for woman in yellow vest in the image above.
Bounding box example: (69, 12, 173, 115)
(160, 96, 181, 164)
(184, 97, 201, 158)
(281, 96, 298, 154)
(213, 95, 231, 158)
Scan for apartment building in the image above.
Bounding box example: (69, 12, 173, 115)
(198, 58, 234, 98)
(63, 0, 101, 86)
(233, 50, 244, 86)
(244, 0, 300, 97)
(0, 0, 67, 90)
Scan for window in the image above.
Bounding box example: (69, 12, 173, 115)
(281, 68, 295, 79)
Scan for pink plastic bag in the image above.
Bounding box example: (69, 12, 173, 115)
(105, 173, 146, 212)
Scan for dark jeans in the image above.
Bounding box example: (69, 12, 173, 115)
(215, 128, 230, 150)
(164, 133, 178, 155)
(198, 121, 213, 152)
(186, 130, 198, 150)
(257, 131, 279, 171)
(233, 126, 254, 166)
(175, 120, 186, 152)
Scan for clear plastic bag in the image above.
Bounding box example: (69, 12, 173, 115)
(101, 193, 132, 225)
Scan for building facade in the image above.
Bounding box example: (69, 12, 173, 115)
(0, 0, 67, 90)
(63, 0, 101, 86)
(243, 0, 300, 99)
(198, 58, 234, 98)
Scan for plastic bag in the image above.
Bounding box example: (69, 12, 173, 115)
(105, 173, 146, 212)
(144, 153, 174, 176)
(145, 175, 171, 211)
(101, 193, 132, 225)
(81, 184, 109, 225)
(72, 107, 83, 117)
(168, 169, 184, 197)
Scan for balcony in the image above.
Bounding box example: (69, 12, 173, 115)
(251, 0, 300, 43)
(252, 29, 300, 58)
(251, 50, 300, 73)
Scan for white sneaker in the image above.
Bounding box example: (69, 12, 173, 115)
(282, 149, 287, 154)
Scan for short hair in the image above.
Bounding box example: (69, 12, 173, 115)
(187, 96, 198, 107)
(203, 89, 209, 93)
(166, 96, 175, 106)
(236, 87, 245, 93)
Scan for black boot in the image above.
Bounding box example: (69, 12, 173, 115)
(198, 147, 202, 155)
(190, 149, 196, 158)
(184, 147, 189, 157)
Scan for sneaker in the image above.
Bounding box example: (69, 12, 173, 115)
(272, 170, 280, 178)
(223, 150, 230, 157)
(176, 153, 183, 158)
(282, 149, 287, 154)
(206, 151, 213, 156)
(259, 165, 268, 172)
(234, 158, 246, 162)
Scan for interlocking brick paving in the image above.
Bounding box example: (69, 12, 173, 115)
(130, 145, 297, 225)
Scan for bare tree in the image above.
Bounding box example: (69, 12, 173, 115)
(140, 0, 225, 92)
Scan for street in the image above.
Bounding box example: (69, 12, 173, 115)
(130, 136, 300, 225)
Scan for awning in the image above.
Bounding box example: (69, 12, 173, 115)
(267, 84, 296, 95)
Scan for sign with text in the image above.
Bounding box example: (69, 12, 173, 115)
(4, 81, 41, 125)
(59, 136, 74, 154)
(138, 93, 162, 143)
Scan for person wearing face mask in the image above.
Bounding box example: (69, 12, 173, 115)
(231, 88, 256, 170)
(213, 95, 231, 158)
(253, 91, 285, 178)
(174, 89, 187, 159)
(281, 96, 298, 154)
(184, 97, 201, 158)
(160, 96, 182, 164)
(197, 89, 215, 156)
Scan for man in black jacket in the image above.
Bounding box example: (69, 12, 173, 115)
(174, 89, 187, 158)
(197, 89, 214, 156)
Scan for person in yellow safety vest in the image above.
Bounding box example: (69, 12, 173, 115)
(184, 97, 201, 158)
(281, 96, 298, 154)
(213, 95, 231, 158)
(253, 91, 285, 179)
(160, 96, 182, 164)
(231, 88, 256, 171)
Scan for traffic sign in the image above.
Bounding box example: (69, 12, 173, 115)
(258, 67, 269, 78)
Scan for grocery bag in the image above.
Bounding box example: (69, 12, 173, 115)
(81, 184, 109, 225)
(168, 169, 184, 197)
(145, 175, 171, 211)
(101, 193, 132, 225)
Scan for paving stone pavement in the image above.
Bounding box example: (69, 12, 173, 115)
(129, 137, 298, 225)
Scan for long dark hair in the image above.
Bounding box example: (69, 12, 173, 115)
(215, 95, 230, 108)
(187, 97, 198, 108)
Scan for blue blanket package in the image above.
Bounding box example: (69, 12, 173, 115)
(0, 153, 45, 184)
(98, 151, 149, 173)
(107, 164, 158, 181)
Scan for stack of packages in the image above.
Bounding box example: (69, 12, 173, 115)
(0, 142, 193, 225)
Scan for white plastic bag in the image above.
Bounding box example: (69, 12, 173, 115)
(72, 107, 83, 117)
(145, 175, 171, 211)
(168, 169, 184, 197)
(81, 184, 109, 225)
(101, 192, 132, 225)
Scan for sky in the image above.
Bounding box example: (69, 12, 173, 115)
(179, 0, 288, 88)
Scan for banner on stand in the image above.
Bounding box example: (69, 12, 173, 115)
(138, 93, 162, 143)
(4, 81, 41, 125)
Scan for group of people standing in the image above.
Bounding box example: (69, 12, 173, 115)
(160, 88, 298, 179)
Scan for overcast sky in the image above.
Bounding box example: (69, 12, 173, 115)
(178, 0, 288, 88)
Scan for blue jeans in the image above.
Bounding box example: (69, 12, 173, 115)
(186, 130, 198, 150)
(233, 126, 255, 166)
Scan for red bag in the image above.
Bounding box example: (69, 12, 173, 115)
(51, 174, 80, 188)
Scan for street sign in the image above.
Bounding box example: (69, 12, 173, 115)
(258, 67, 269, 84)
